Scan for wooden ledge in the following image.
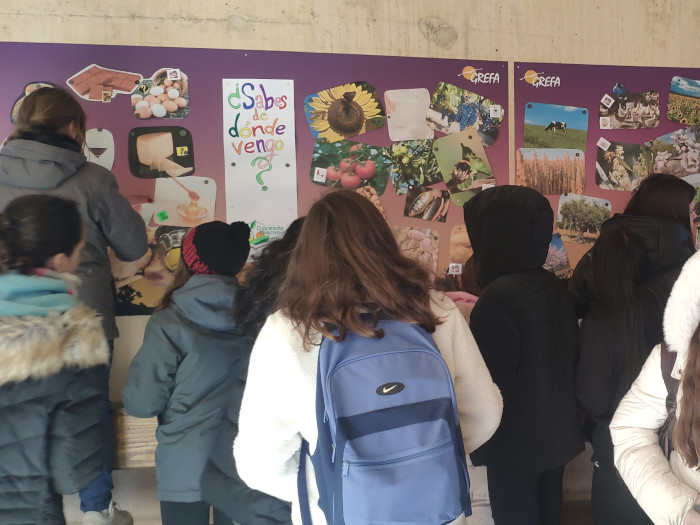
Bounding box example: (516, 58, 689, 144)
(112, 402, 157, 469)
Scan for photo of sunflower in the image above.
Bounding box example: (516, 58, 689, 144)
(304, 81, 385, 142)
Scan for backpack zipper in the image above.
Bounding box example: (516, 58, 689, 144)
(341, 439, 452, 477)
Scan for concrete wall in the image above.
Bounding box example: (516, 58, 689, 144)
(2, 0, 695, 67)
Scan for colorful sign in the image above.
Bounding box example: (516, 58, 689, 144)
(222, 79, 297, 256)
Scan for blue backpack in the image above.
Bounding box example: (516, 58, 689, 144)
(298, 319, 471, 525)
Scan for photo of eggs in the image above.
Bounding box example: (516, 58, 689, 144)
(131, 68, 190, 120)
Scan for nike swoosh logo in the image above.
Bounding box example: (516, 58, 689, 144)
(382, 385, 397, 394)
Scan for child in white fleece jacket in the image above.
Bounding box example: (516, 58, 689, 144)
(234, 190, 502, 525)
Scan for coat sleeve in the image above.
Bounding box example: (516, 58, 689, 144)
(234, 314, 310, 503)
(469, 293, 521, 407)
(49, 365, 109, 494)
(567, 251, 593, 319)
(611, 346, 697, 525)
(432, 296, 503, 454)
(122, 314, 182, 418)
(88, 168, 149, 262)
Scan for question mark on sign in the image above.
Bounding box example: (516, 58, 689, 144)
(251, 151, 275, 191)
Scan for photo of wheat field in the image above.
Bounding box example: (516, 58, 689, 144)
(516, 148, 585, 194)
(668, 76, 700, 127)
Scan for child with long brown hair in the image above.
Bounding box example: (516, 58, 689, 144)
(611, 248, 700, 525)
(234, 190, 503, 524)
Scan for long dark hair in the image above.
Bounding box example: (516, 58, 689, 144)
(233, 217, 305, 338)
(624, 173, 696, 242)
(0, 194, 83, 274)
(8, 86, 87, 147)
(590, 226, 648, 383)
(277, 190, 438, 348)
(673, 323, 700, 468)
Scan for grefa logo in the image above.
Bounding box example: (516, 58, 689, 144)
(520, 69, 561, 88)
(460, 66, 500, 84)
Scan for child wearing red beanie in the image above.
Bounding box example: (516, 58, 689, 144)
(123, 220, 287, 525)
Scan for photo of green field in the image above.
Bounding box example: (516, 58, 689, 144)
(523, 124, 587, 151)
(523, 102, 589, 151)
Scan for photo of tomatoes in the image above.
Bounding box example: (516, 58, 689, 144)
(310, 139, 389, 195)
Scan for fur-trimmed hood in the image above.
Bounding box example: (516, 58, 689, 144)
(664, 249, 700, 379)
(0, 305, 109, 386)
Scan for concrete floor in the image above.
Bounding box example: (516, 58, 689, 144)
(63, 466, 595, 525)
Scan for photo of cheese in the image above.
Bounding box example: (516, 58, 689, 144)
(137, 132, 174, 166)
(129, 126, 195, 179)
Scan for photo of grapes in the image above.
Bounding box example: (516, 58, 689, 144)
(426, 81, 504, 146)
(383, 138, 442, 195)
(309, 139, 389, 194)
(303, 81, 385, 142)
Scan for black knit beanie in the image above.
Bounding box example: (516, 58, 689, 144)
(181, 220, 251, 276)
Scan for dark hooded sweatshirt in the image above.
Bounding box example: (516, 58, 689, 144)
(464, 186, 583, 469)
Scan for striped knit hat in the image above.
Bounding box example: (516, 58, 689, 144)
(181, 220, 250, 276)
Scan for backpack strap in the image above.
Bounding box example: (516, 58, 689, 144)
(660, 342, 679, 398)
(659, 342, 680, 459)
(297, 439, 313, 525)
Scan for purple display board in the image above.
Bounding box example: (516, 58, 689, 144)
(0, 42, 508, 311)
(515, 62, 700, 267)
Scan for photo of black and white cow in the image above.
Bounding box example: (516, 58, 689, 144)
(545, 121, 567, 134)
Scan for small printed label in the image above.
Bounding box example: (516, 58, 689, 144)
(490, 104, 503, 118)
(448, 263, 463, 275)
(176, 146, 189, 156)
(597, 137, 611, 150)
(600, 117, 611, 129)
(157, 210, 169, 221)
(313, 167, 327, 183)
(600, 94, 614, 108)
(167, 68, 182, 81)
